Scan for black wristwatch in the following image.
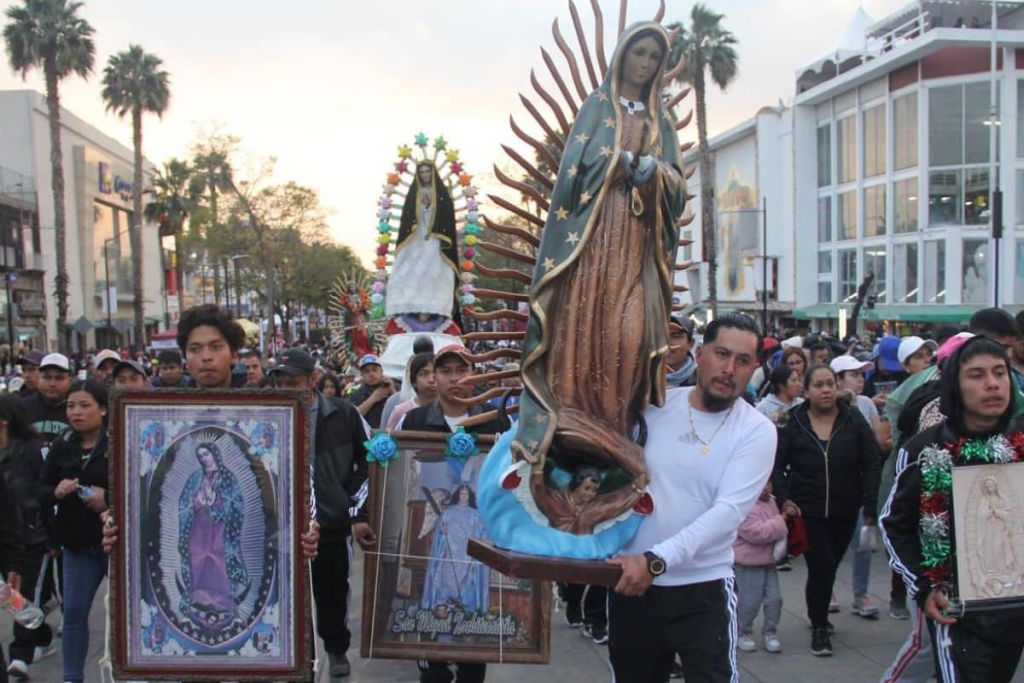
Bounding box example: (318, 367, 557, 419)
(643, 551, 667, 577)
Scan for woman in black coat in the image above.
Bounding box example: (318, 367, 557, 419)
(771, 364, 881, 657)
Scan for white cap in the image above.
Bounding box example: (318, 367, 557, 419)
(39, 353, 71, 372)
(898, 336, 938, 366)
(830, 355, 872, 375)
(94, 349, 120, 367)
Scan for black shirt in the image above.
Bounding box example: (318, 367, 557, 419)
(348, 384, 390, 429)
(22, 394, 69, 451)
(36, 431, 108, 550)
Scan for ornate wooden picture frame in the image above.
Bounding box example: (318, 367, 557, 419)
(109, 390, 311, 681)
(360, 430, 550, 664)
(950, 461, 1024, 613)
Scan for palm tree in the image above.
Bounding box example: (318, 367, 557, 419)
(3, 0, 94, 351)
(101, 44, 170, 347)
(188, 148, 233, 303)
(667, 4, 738, 317)
(144, 158, 191, 316)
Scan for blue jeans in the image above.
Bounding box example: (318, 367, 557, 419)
(62, 545, 107, 683)
(851, 507, 871, 598)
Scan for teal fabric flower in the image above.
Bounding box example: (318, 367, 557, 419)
(364, 432, 399, 467)
(445, 426, 479, 463)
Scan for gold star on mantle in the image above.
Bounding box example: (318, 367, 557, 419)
(566, 231, 581, 245)
(603, 117, 615, 128)
(597, 90, 609, 101)
(554, 207, 569, 221)
(579, 190, 592, 204)
(542, 257, 556, 272)
(567, 165, 579, 178)
(599, 146, 613, 158)
(574, 133, 589, 145)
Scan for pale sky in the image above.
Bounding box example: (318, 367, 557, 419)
(0, 0, 911, 265)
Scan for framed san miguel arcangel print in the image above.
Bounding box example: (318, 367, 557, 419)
(360, 430, 550, 664)
(950, 460, 1024, 614)
(109, 389, 311, 681)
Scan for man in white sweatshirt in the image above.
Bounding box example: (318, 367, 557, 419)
(607, 313, 778, 683)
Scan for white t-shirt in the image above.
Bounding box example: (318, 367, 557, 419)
(623, 387, 778, 586)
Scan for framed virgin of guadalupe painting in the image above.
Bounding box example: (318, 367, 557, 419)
(108, 390, 310, 681)
(360, 430, 550, 664)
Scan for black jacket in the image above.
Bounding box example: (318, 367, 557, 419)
(312, 393, 370, 541)
(399, 399, 510, 438)
(772, 400, 882, 519)
(22, 395, 69, 450)
(0, 438, 47, 548)
(0, 475, 23, 575)
(36, 429, 108, 550)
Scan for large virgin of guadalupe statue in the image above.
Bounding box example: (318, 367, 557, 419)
(512, 23, 687, 533)
(386, 162, 459, 319)
(177, 442, 249, 632)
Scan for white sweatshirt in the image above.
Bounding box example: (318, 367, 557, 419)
(622, 387, 778, 586)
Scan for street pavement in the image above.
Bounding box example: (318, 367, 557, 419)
(4, 549, 1024, 682)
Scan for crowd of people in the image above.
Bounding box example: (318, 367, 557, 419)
(0, 303, 1023, 682)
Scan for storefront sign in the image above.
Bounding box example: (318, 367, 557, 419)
(98, 162, 135, 202)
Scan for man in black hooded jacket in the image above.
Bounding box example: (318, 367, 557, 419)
(882, 336, 1024, 683)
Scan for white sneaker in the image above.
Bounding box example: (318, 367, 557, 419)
(828, 593, 839, 613)
(737, 634, 757, 652)
(34, 642, 58, 660)
(6, 659, 28, 680)
(764, 633, 782, 653)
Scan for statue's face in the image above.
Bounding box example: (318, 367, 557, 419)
(197, 446, 216, 470)
(417, 165, 433, 185)
(621, 35, 663, 92)
(985, 478, 998, 494)
(575, 477, 599, 504)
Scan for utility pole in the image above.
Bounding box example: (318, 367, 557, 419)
(990, 0, 1002, 307)
(103, 239, 114, 346)
(1, 223, 15, 352)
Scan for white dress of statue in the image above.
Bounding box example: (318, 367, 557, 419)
(977, 477, 1018, 591)
(385, 166, 456, 318)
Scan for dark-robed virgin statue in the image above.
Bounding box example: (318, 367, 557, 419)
(386, 161, 460, 323)
(511, 23, 686, 535)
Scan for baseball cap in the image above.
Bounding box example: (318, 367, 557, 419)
(830, 355, 872, 375)
(19, 349, 45, 367)
(39, 353, 71, 373)
(874, 336, 901, 372)
(358, 354, 382, 369)
(937, 332, 974, 363)
(434, 344, 471, 365)
(113, 359, 147, 379)
(762, 337, 780, 354)
(897, 336, 938, 366)
(94, 349, 121, 368)
(269, 348, 316, 376)
(669, 315, 695, 337)
(157, 349, 182, 365)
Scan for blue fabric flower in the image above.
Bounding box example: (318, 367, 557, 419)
(364, 432, 399, 467)
(445, 427, 479, 463)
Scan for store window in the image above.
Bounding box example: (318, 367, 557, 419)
(962, 237, 988, 303)
(928, 170, 961, 226)
(929, 85, 963, 168)
(838, 249, 857, 301)
(864, 184, 886, 236)
(964, 82, 992, 165)
(863, 105, 886, 178)
(817, 124, 831, 187)
(93, 202, 134, 298)
(818, 196, 832, 242)
(818, 281, 832, 304)
(837, 115, 856, 184)
(818, 250, 832, 274)
(1016, 240, 1024, 301)
(893, 92, 918, 170)
(893, 242, 919, 303)
(923, 240, 946, 304)
(838, 190, 857, 240)
(894, 177, 918, 233)
(863, 246, 887, 303)
(963, 169, 990, 225)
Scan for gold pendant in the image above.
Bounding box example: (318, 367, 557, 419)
(702, 444, 710, 455)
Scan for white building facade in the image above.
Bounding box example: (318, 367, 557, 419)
(686, 1, 1024, 334)
(0, 89, 169, 350)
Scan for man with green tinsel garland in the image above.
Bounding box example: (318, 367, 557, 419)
(881, 335, 1024, 683)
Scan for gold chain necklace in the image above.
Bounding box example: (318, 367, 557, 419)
(687, 396, 736, 455)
